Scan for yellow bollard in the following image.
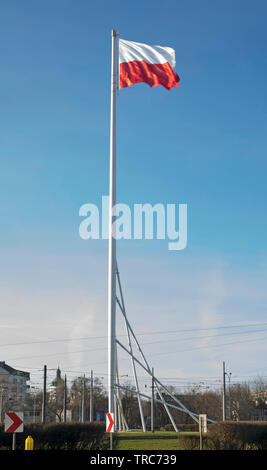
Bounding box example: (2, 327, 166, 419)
(25, 435, 34, 450)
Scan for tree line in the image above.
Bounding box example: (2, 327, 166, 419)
(23, 375, 267, 427)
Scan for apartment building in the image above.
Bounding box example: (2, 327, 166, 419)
(0, 361, 30, 419)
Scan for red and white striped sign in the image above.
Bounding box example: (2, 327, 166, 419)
(106, 412, 114, 433)
(5, 412, 24, 433)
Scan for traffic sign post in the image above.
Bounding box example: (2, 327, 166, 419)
(5, 412, 24, 450)
(199, 414, 207, 450)
(106, 412, 114, 450)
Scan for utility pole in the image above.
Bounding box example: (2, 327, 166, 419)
(81, 375, 85, 423)
(33, 393, 36, 423)
(225, 370, 232, 420)
(222, 361, 226, 421)
(151, 367, 155, 433)
(42, 365, 47, 423)
(90, 370, 94, 422)
(228, 373, 232, 420)
(222, 362, 232, 421)
(63, 374, 67, 422)
(42, 365, 47, 424)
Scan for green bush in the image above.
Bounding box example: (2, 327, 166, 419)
(179, 434, 202, 450)
(207, 421, 267, 450)
(177, 422, 267, 450)
(0, 422, 107, 450)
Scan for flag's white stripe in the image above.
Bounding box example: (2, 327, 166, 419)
(119, 39, 176, 72)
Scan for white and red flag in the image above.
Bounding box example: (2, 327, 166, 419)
(119, 38, 180, 90)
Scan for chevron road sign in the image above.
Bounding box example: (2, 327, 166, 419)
(5, 412, 24, 433)
(106, 412, 114, 433)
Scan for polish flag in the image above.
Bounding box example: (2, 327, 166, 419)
(119, 38, 180, 91)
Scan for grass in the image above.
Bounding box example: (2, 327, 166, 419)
(116, 431, 179, 438)
(116, 431, 198, 437)
(115, 438, 181, 450)
(115, 431, 199, 450)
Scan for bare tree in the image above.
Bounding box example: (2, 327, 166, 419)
(230, 382, 254, 421)
(47, 380, 65, 422)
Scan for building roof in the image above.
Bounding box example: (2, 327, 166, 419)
(0, 361, 30, 380)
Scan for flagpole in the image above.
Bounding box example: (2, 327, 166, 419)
(108, 29, 118, 416)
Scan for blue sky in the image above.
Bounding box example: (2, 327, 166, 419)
(1, 0, 267, 391)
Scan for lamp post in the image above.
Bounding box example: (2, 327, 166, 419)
(225, 372, 232, 420)
(222, 362, 232, 421)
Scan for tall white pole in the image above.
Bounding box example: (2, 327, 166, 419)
(108, 29, 118, 415)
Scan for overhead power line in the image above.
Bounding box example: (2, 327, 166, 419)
(1, 320, 267, 349)
(149, 334, 267, 357)
(6, 329, 267, 363)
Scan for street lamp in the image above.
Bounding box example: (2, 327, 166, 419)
(223, 362, 232, 421)
(225, 372, 232, 420)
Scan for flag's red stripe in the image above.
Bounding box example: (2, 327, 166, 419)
(120, 60, 180, 90)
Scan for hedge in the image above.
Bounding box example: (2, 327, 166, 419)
(179, 434, 207, 450)
(179, 421, 267, 450)
(207, 421, 267, 450)
(0, 422, 107, 450)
